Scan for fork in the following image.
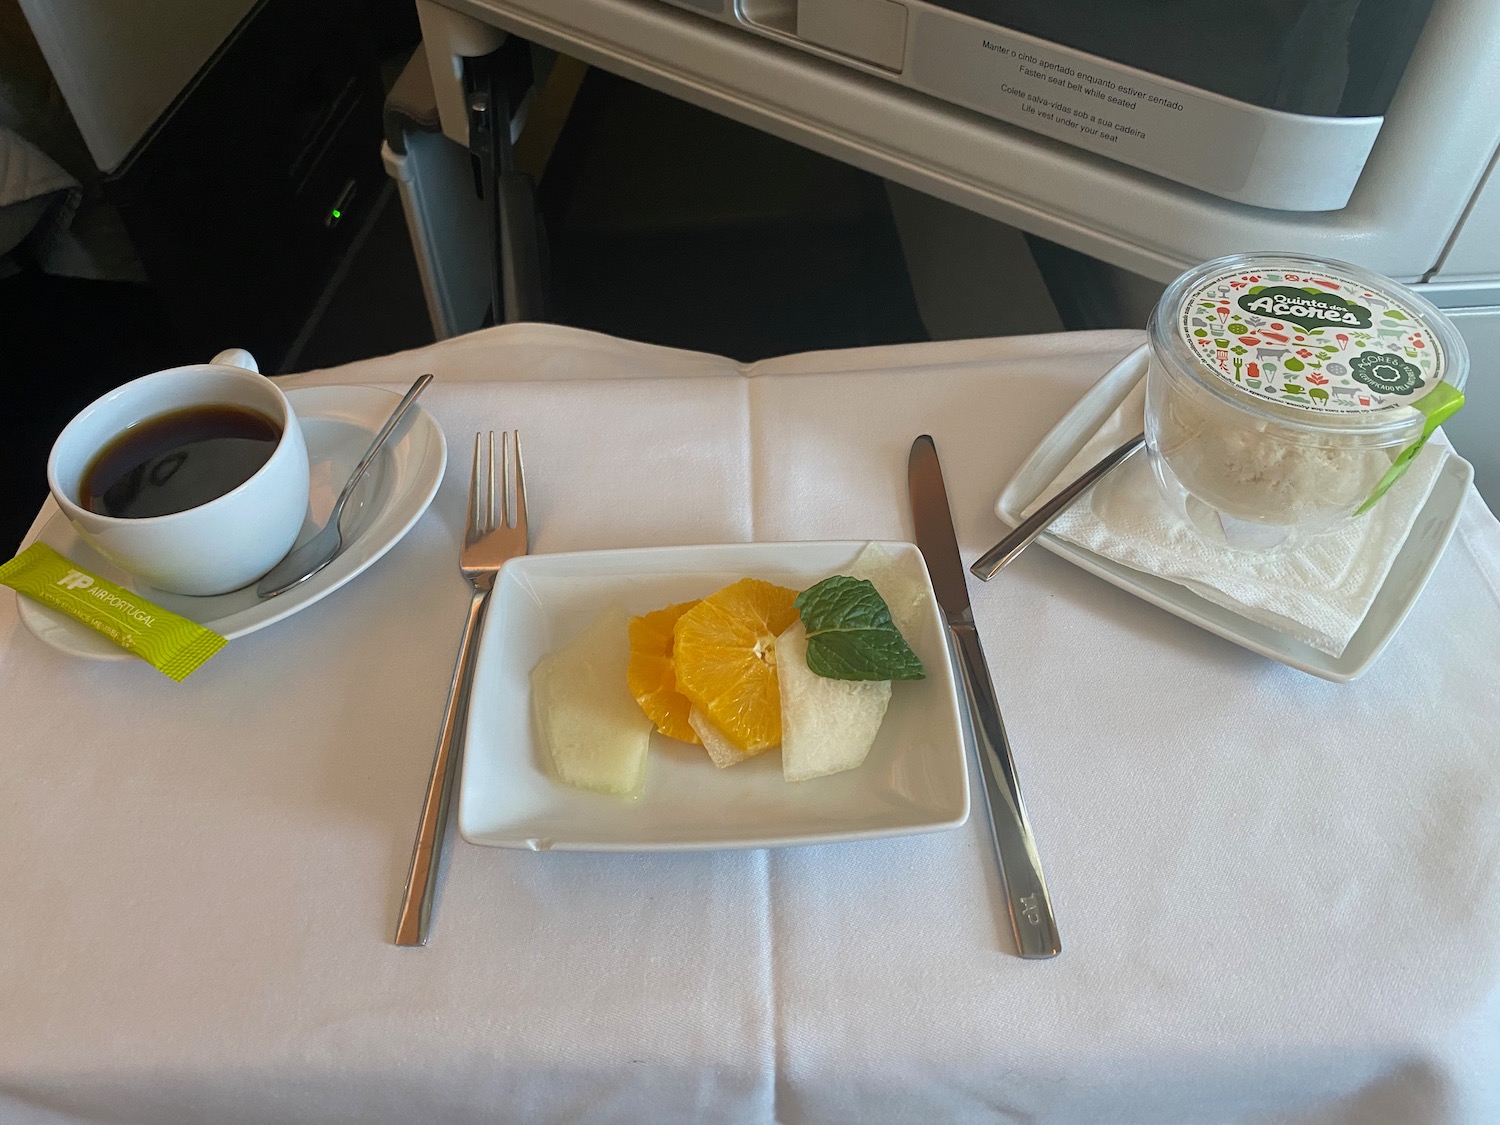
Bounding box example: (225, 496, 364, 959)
(395, 431, 528, 946)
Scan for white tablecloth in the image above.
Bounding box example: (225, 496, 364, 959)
(3, 325, 1499, 1125)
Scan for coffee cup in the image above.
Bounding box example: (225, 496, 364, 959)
(46, 350, 310, 596)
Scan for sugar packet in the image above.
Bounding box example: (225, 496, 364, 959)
(0, 543, 226, 679)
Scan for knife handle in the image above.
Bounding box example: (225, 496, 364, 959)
(951, 621, 1061, 959)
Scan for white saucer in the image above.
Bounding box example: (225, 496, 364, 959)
(994, 347, 1473, 682)
(17, 385, 447, 661)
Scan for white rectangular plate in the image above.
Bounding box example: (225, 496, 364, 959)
(459, 541, 970, 851)
(995, 346, 1474, 682)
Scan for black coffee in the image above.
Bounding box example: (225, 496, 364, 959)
(80, 404, 282, 518)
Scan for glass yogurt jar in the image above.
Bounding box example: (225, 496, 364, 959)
(1145, 253, 1468, 549)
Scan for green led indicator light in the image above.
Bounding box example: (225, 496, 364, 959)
(331, 209, 341, 219)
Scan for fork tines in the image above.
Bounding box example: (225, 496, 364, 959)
(469, 431, 526, 539)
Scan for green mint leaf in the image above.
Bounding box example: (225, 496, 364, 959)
(793, 576, 924, 681)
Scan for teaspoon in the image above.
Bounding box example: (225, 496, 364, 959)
(970, 432, 1145, 581)
(257, 373, 433, 598)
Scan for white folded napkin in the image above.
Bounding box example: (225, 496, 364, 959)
(1024, 377, 1449, 656)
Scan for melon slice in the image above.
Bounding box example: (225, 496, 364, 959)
(849, 542, 927, 637)
(531, 607, 652, 796)
(777, 620, 891, 783)
(687, 706, 759, 769)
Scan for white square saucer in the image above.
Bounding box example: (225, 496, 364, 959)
(994, 347, 1473, 682)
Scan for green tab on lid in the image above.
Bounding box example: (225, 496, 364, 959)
(1355, 383, 1466, 515)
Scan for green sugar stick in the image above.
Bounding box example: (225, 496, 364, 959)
(0, 543, 226, 680)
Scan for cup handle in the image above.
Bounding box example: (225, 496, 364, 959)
(211, 348, 260, 373)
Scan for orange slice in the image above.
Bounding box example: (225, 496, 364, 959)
(672, 578, 800, 754)
(627, 600, 701, 744)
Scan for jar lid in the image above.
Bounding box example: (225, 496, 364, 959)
(1161, 253, 1467, 423)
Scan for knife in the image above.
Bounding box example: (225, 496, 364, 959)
(908, 435, 1061, 959)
